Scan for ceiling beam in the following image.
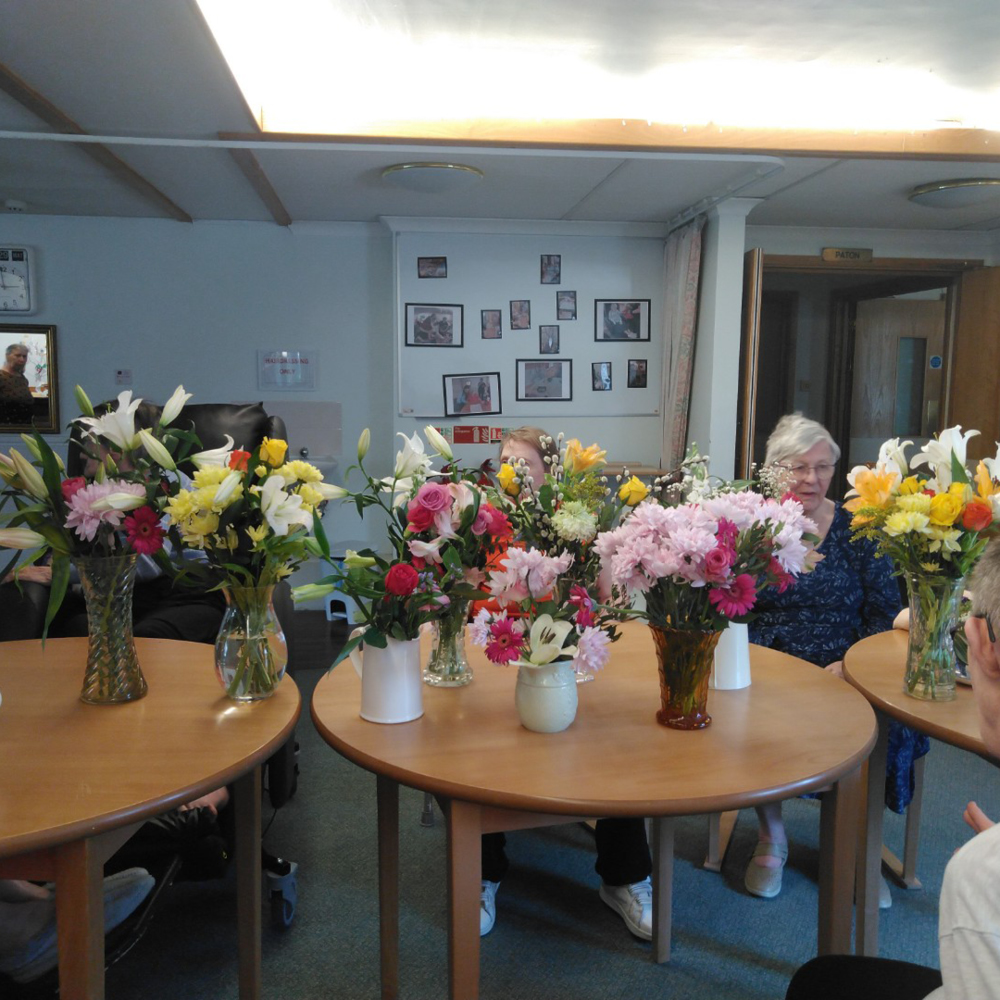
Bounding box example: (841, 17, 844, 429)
(225, 146, 292, 226)
(0, 60, 193, 223)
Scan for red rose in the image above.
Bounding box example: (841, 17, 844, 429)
(406, 499, 436, 533)
(385, 563, 419, 596)
(61, 477, 87, 502)
(229, 449, 251, 471)
(482, 503, 512, 540)
(963, 500, 994, 532)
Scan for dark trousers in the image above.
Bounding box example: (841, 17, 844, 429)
(785, 955, 942, 1000)
(482, 817, 651, 885)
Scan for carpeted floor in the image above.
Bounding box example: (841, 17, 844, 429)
(100, 614, 999, 1000)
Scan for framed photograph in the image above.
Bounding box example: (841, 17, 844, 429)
(594, 299, 651, 341)
(405, 303, 463, 347)
(481, 309, 502, 339)
(443, 371, 501, 416)
(556, 290, 577, 320)
(540, 254, 561, 285)
(417, 256, 447, 278)
(0, 323, 59, 433)
(516, 359, 572, 401)
(627, 358, 648, 388)
(592, 361, 612, 391)
(510, 299, 531, 330)
(539, 325, 560, 354)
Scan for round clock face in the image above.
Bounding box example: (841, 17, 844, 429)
(0, 267, 28, 311)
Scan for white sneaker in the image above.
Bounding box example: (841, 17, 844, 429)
(599, 877, 652, 940)
(879, 874, 893, 910)
(480, 880, 500, 936)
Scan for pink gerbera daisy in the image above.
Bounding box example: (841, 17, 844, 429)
(708, 573, 757, 618)
(123, 506, 165, 555)
(485, 618, 526, 665)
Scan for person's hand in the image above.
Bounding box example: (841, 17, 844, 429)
(824, 660, 844, 678)
(893, 608, 910, 631)
(177, 787, 229, 817)
(964, 800, 995, 835)
(2, 565, 52, 586)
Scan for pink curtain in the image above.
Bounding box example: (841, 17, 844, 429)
(660, 216, 705, 470)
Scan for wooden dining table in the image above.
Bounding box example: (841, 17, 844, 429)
(312, 620, 877, 1000)
(843, 628, 998, 956)
(0, 637, 301, 1000)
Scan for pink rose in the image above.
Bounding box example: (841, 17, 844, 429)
(413, 482, 452, 513)
(703, 545, 732, 582)
(61, 477, 87, 502)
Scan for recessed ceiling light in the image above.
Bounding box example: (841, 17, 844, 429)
(908, 178, 1000, 208)
(381, 163, 484, 194)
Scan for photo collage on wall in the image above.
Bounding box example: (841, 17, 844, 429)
(408, 253, 651, 414)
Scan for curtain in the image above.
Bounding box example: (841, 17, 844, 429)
(660, 216, 705, 470)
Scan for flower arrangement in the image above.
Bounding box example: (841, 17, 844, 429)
(594, 490, 818, 632)
(294, 426, 512, 666)
(470, 546, 615, 674)
(844, 426, 1000, 578)
(0, 385, 197, 633)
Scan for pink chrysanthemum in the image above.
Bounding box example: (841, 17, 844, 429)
(485, 618, 526, 665)
(123, 506, 165, 555)
(64, 481, 144, 542)
(575, 625, 610, 673)
(708, 573, 757, 618)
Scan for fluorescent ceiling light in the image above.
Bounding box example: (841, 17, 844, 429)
(197, 0, 1000, 135)
(381, 163, 484, 193)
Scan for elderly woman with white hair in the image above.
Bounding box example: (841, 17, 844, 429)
(744, 414, 928, 904)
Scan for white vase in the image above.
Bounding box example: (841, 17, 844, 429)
(710, 622, 751, 690)
(514, 659, 578, 733)
(349, 628, 424, 724)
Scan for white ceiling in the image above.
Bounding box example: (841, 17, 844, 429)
(2, 0, 1000, 230)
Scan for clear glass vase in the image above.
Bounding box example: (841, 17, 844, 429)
(215, 585, 288, 702)
(78, 553, 148, 705)
(903, 572, 964, 701)
(423, 598, 473, 687)
(650, 624, 723, 730)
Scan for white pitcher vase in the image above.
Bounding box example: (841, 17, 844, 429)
(349, 628, 424, 724)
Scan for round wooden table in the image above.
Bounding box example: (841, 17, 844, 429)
(844, 629, 997, 956)
(313, 621, 877, 1000)
(0, 638, 301, 1000)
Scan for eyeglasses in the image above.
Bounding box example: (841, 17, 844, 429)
(974, 611, 997, 643)
(776, 463, 836, 480)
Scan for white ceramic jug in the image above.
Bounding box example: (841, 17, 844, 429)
(514, 660, 578, 733)
(349, 628, 424, 724)
(710, 622, 751, 690)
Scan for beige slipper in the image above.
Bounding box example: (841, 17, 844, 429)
(744, 841, 789, 899)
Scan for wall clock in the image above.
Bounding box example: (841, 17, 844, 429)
(0, 247, 34, 314)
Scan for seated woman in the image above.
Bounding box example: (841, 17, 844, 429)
(745, 414, 928, 903)
(477, 427, 653, 942)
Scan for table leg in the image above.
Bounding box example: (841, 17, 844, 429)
(376, 775, 400, 1000)
(817, 765, 861, 955)
(445, 798, 482, 1000)
(234, 767, 262, 1000)
(55, 837, 104, 1000)
(856, 713, 889, 956)
(650, 816, 674, 964)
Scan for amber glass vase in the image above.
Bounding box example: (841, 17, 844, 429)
(650, 625, 723, 730)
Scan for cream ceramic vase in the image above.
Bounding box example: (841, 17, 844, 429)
(514, 659, 578, 733)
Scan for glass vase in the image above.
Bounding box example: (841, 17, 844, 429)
(424, 598, 473, 687)
(650, 624, 723, 730)
(903, 572, 964, 701)
(78, 553, 147, 705)
(215, 585, 288, 702)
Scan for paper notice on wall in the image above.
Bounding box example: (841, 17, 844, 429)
(258, 350, 317, 391)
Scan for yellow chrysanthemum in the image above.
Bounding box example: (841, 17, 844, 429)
(843, 467, 899, 512)
(165, 490, 196, 521)
(192, 465, 232, 488)
(898, 475, 924, 495)
(883, 511, 930, 536)
(260, 437, 288, 467)
(297, 484, 324, 510)
(618, 475, 649, 506)
(928, 492, 963, 527)
(497, 463, 521, 497)
(563, 439, 607, 474)
(177, 510, 219, 544)
(897, 493, 932, 515)
(278, 460, 322, 484)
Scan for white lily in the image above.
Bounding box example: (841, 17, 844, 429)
(74, 384, 95, 417)
(526, 614, 576, 665)
(393, 431, 433, 480)
(423, 424, 454, 461)
(159, 385, 192, 427)
(259, 475, 312, 537)
(291, 582, 337, 603)
(191, 435, 235, 470)
(315, 482, 349, 500)
(213, 470, 243, 507)
(983, 442, 1000, 482)
(0, 527, 47, 549)
(343, 549, 377, 569)
(90, 492, 147, 512)
(357, 428, 371, 462)
(76, 390, 142, 450)
(137, 428, 176, 471)
(911, 426, 979, 488)
(877, 437, 912, 478)
(9, 449, 47, 499)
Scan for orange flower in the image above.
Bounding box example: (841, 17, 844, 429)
(843, 467, 898, 513)
(563, 439, 607, 475)
(962, 499, 994, 532)
(229, 449, 251, 472)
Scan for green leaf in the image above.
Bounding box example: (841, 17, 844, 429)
(43, 555, 71, 642)
(952, 450, 970, 485)
(311, 508, 330, 559)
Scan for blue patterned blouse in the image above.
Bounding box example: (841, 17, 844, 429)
(749, 503, 929, 813)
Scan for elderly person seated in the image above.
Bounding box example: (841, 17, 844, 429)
(744, 413, 928, 905)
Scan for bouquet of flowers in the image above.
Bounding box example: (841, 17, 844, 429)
(0, 385, 197, 635)
(294, 426, 511, 668)
(470, 545, 615, 675)
(844, 426, 1000, 578)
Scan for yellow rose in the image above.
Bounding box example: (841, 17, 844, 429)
(898, 475, 924, 495)
(563, 439, 607, 474)
(948, 481, 973, 505)
(260, 437, 288, 467)
(497, 462, 521, 497)
(928, 492, 963, 526)
(618, 475, 648, 506)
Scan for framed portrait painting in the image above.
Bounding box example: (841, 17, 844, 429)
(443, 371, 501, 416)
(540, 254, 561, 284)
(481, 309, 502, 339)
(515, 359, 572, 401)
(591, 361, 612, 391)
(510, 299, 531, 330)
(0, 323, 59, 433)
(594, 299, 651, 341)
(627, 358, 648, 388)
(539, 325, 559, 354)
(417, 256, 447, 278)
(405, 303, 463, 347)
(556, 290, 577, 320)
